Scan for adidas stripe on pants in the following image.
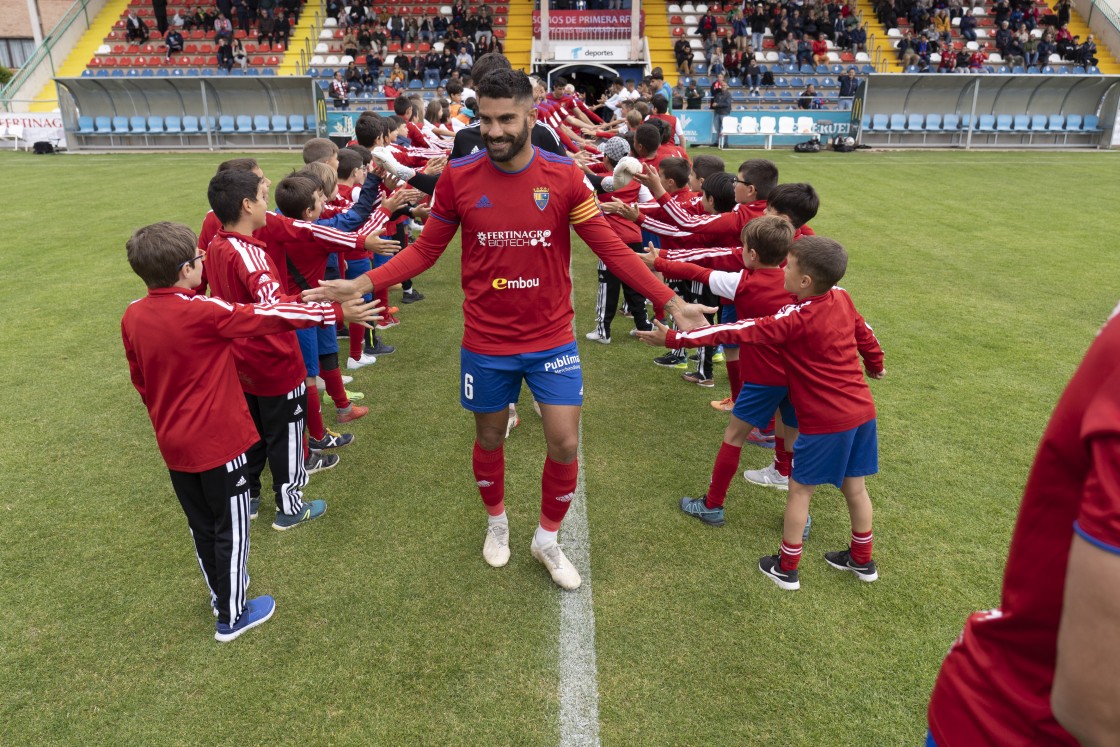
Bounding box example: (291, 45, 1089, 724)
(169, 452, 252, 626)
(244, 382, 307, 516)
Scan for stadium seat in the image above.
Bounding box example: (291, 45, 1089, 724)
(219, 116, 236, 133)
(1065, 113, 1083, 132)
(148, 116, 165, 134)
(925, 113, 942, 131)
(165, 116, 183, 134)
(870, 113, 889, 131)
(1083, 114, 1100, 131)
(906, 113, 924, 132)
(254, 115, 270, 132)
(995, 114, 1013, 132)
(182, 116, 200, 134)
(271, 115, 288, 132)
(1029, 114, 1048, 132)
(889, 113, 906, 131)
(740, 117, 759, 134)
(236, 116, 253, 132)
(77, 116, 95, 135)
(1012, 114, 1030, 132)
(718, 115, 737, 148)
(778, 117, 796, 135)
(114, 116, 132, 133)
(976, 114, 996, 132)
(942, 113, 960, 131)
(289, 114, 307, 132)
(1047, 114, 1064, 131)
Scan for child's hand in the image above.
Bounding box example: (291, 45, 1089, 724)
(422, 156, 447, 175)
(340, 298, 384, 328)
(601, 199, 640, 222)
(365, 235, 400, 255)
(304, 278, 360, 303)
(637, 242, 660, 269)
(635, 319, 670, 347)
(868, 368, 886, 380)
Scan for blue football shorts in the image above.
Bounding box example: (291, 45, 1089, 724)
(791, 419, 878, 488)
(295, 325, 339, 377)
(732, 383, 798, 429)
(344, 256, 372, 303)
(719, 304, 739, 350)
(460, 341, 584, 413)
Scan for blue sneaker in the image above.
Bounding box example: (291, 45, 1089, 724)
(679, 496, 725, 526)
(215, 595, 275, 642)
(249, 496, 260, 520)
(272, 499, 326, 531)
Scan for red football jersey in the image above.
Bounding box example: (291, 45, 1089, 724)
(203, 230, 308, 396)
(122, 288, 341, 472)
(658, 197, 769, 245)
(667, 287, 884, 434)
(928, 309, 1120, 746)
(366, 147, 674, 355)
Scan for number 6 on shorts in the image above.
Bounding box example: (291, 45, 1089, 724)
(464, 373, 474, 401)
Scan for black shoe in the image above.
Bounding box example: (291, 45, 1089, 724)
(365, 341, 396, 355)
(758, 554, 800, 590)
(337, 327, 349, 338)
(308, 429, 354, 450)
(823, 548, 879, 582)
(688, 353, 700, 361)
(401, 289, 425, 304)
(653, 353, 686, 367)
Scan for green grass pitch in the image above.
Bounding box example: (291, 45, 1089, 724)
(1, 148, 1117, 745)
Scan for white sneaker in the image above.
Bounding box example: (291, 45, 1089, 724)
(584, 330, 611, 344)
(743, 463, 789, 491)
(315, 374, 352, 391)
(342, 374, 353, 385)
(530, 538, 581, 590)
(483, 522, 511, 567)
(505, 410, 520, 438)
(346, 353, 377, 370)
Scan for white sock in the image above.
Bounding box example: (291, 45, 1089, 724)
(534, 526, 558, 546)
(488, 511, 508, 526)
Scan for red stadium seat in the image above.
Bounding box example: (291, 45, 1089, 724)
(104, 56, 119, 66)
(142, 43, 154, 53)
(251, 55, 264, 65)
(495, 16, 506, 25)
(126, 43, 140, 53)
(418, 42, 430, 52)
(189, 30, 204, 40)
(494, 28, 505, 38)
(266, 55, 280, 65)
(670, 15, 683, 24)
(113, 44, 125, 53)
(89, 56, 102, 67)
(191, 55, 205, 65)
(673, 27, 684, 36)
(404, 42, 416, 52)
(356, 54, 367, 64)
(107, 30, 120, 39)
(388, 42, 401, 52)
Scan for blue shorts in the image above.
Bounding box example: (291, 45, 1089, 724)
(295, 325, 339, 377)
(732, 383, 798, 429)
(791, 419, 878, 488)
(460, 342, 583, 412)
(719, 304, 739, 349)
(372, 251, 392, 268)
(324, 253, 340, 281)
(345, 257, 372, 302)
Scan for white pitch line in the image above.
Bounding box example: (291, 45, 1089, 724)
(557, 420, 601, 747)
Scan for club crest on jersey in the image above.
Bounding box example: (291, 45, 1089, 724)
(533, 187, 549, 211)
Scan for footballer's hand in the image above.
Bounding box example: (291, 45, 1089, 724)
(303, 278, 365, 303)
(364, 235, 401, 255)
(868, 368, 887, 380)
(635, 319, 670, 347)
(422, 156, 447, 176)
(411, 204, 431, 221)
(602, 199, 640, 222)
(340, 298, 384, 328)
(668, 301, 718, 332)
(382, 187, 421, 213)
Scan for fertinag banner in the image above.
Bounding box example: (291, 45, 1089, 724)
(1, 112, 67, 149)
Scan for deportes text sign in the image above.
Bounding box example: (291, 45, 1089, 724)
(532, 10, 644, 36)
(552, 42, 633, 61)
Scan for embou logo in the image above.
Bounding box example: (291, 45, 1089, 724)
(491, 277, 540, 290)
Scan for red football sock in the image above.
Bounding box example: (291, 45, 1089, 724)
(705, 442, 742, 508)
(320, 366, 350, 410)
(766, 415, 776, 433)
(540, 456, 578, 531)
(348, 325, 364, 361)
(472, 441, 505, 516)
(774, 436, 792, 477)
(306, 388, 325, 440)
(375, 286, 390, 317)
(850, 530, 873, 564)
(779, 539, 803, 571)
(726, 359, 742, 401)
(302, 432, 310, 460)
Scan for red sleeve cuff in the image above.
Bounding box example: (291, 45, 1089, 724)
(665, 329, 680, 348)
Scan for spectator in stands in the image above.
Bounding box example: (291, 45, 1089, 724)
(733, 12, 750, 54)
(283, 0, 300, 26)
(456, 48, 473, 78)
(170, 10, 185, 30)
(697, 9, 719, 55)
(711, 83, 732, 118)
(475, 13, 492, 44)
(366, 49, 383, 82)
(1056, 26, 1075, 59)
(388, 61, 407, 88)
(959, 10, 978, 42)
(897, 30, 920, 68)
(849, 23, 867, 53)
(709, 52, 726, 78)
(798, 83, 820, 109)
(217, 37, 235, 73)
(676, 38, 694, 76)
(166, 28, 185, 60)
(995, 20, 1013, 56)
(749, 4, 768, 52)
(933, 9, 952, 44)
(345, 61, 364, 91)
(1078, 34, 1099, 67)
(126, 11, 149, 43)
(342, 27, 359, 58)
(418, 16, 435, 44)
(838, 67, 858, 100)
(796, 34, 814, 67)
(968, 48, 985, 70)
(214, 13, 234, 41)
(685, 79, 703, 109)
(1023, 33, 1040, 67)
(710, 71, 727, 98)
(938, 46, 957, 72)
(388, 15, 405, 42)
(276, 10, 291, 48)
(812, 33, 829, 66)
(255, 9, 274, 50)
(330, 71, 349, 108)
(725, 48, 743, 79)
(1056, 0, 1072, 27)
(230, 38, 247, 70)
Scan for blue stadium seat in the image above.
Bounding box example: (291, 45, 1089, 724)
(261, 68, 277, 75)
(171, 68, 184, 76)
(235, 115, 252, 132)
(960, 114, 971, 130)
(77, 116, 95, 134)
(1057, 66, 1070, 74)
(1083, 114, 1100, 131)
(184, 68, 200, 76)
(800, 64, 814, 73)
(1011, 114, 1030, 132)
(95, 116, 113, 133)
(860, 65, 875, 73)
(408, 79, 422, 89)
(942, 113, 959, 130)
(870, 113, 889, 131)
(113, 116, 131, 133)
(774, 76, 788, 87)
(82, 69, 94, 77)
(995, 114, 1013, 131)
(732, 90, 748, 102)
(789, 77, 803, 88)
(127, 68, 142, 77)
(1065, 113, 1082, 131)
(1026, 66, 1040, 74)
(165, 116, 183, 133)
(289, 114, 307, 132)
(815, 65, 829, 74)
(253, 115, 270, 131)
(219, 115, 236, 133)
(129, 116, 147, 133)
(925, 113, 942, 131)
(141, 69, 155, 76)
(94, 69, 110, 77)
(110, 69, 125, 77)
(1011, 66, 1025, 74)
(271, 115, 287, 132)
(889, 113, 906, 130)
(1047, 114, 1064, 131)
(697, 76, 711, 87)
(1072, 66, 1085, 74)
(320, 68, 334, 78)
(1087, 65, 1101, 74)
(148, 116, 165, 133)
(182, 115, 200, 133)
(1042, 65, 1055, 74)
(906, 113, 924, 131)
(1029, 114, 1048, 132)
(976, 114, 996, 132)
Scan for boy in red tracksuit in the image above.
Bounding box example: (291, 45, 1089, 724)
(122, 221, 377, 641)
(639, 235, 886, 591)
